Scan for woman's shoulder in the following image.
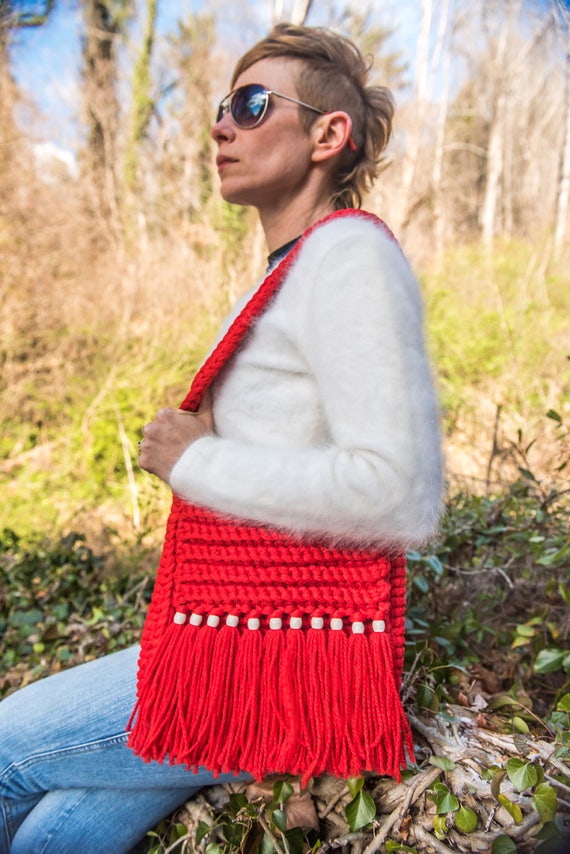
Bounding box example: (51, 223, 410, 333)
(288, 208, 409, 279)
(293, 209, 404, 272)
(304, 208, 398, 246)
(280, 208, 422, 323)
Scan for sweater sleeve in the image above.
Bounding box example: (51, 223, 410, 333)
(169, 223, 443, 547)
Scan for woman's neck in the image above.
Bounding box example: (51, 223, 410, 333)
(260, 198, 335, 253)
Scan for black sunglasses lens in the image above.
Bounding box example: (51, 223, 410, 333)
(231, 85, 268, 128)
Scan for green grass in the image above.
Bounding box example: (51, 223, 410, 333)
(422, 238, 570, 436)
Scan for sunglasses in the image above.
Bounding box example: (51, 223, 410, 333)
(216, 83, 357, 151)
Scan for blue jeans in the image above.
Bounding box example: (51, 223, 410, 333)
(0, 645, 251, 853)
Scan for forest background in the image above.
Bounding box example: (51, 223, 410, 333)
(0, 0, 569, 851)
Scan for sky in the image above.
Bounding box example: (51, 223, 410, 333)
(7, 0, 421, 151)
(7, 0, 563, 154)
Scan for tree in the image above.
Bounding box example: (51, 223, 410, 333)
(0, 0, 53, 27)
(270, 0, 314, 26)
(80, 0, 133, 230)
(124, 0, 157, 196)
(157, 12, 217, 226)
(479, 0, 511, 246)
(394, 0, 434, 238)
(554, 1, 570, 253)
(429, 0, 453, 262)
(0, 0, 54, 160)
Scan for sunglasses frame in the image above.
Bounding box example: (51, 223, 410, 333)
(216, 83, 357, 152)
(216, 83, 325, 129)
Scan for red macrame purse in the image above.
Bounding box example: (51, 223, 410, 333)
(127, 210, 415, 786)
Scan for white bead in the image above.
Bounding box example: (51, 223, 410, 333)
(311, 617, 324, 630)
(352, 621, 365, 634)
(290, 616, 303, 630)
(173, 611, 187, 625)
(269, 617, 282, 630)
(189, 613, 203, 626)
(226, 614, 239, 627)
(207, 614, 220, 628)
(330, 618, 344, 631)
(248, 617, 260, 630)
(373, 620, 386, 633)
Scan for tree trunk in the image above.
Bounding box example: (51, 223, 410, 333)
(555, 45, 570, 253)
(124, 0, 157, 200)
(290, 0, 313, 25)
(270, 0, 313, 26)
(481, 91, 505, 245)
(81, 0, 122, 229)
(431, 0, 452, 263)
(480, 1, 509, 247)
(0, 6, 16, 169)
(396, 0, 433, 237)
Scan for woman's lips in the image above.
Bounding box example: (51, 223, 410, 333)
(217, 155, 237, 172)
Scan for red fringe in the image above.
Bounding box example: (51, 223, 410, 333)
(128, 618, 414, 787)
(222, 626, 263, 773)
(305, 620, 332, 777)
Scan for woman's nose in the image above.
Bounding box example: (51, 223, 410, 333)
(211, 111, 235, 142)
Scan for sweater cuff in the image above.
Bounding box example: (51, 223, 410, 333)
(169, 436, 216, 502)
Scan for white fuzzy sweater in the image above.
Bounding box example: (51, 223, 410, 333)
(170, 214, 443, 548)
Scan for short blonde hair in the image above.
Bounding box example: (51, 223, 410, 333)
(232, 23, 394, 209)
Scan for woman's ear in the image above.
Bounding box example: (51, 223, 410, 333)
(311, 111, 354, 163)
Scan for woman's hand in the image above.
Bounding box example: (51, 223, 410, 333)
(138, 391, 213, 485)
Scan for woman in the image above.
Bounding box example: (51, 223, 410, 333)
(0, 23, 442, 854)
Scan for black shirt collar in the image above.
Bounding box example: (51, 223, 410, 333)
(266, 235, 301, 272)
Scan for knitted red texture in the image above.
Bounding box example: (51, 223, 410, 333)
(127, 210, 414, 785)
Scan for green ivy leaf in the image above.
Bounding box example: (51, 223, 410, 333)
(431, 782, 449, 796)
(271, 809, 287, 833)
(260, 833, 275, 854)
(515, 623, 536, 638)
(433, 815, 448, 839)
(228, 792, 248, 813)
(284, 827, 306, 854)
(534, 819, 565, 842)
(345, 789, 377, 831)
(196, 820, 211, 845)
(346, 776, 364, 798)
(532, 783, 558, 823)
(491, 836, 517, 854)
(506, 758, 538, 791)
(437, 790, 459, 814)
(222, 822, 246, 846)
(425, 555, 445, 576)
(556, 693, 570, 712)
(272, 779, 294, 804)
(454, 805, 478, 833)
(488, 693, 519, 710)
(385, 842, 419, 852)
(497, 794, 524, 824)
(174, 822, 188, 839)
(535, 648, 568, 674)
(416, 684, 439, 711)
(429, 755, 456, 771)
(413, 574, 429, 593)
(431, 783, 459, 814)
(513, 716, 530, 734)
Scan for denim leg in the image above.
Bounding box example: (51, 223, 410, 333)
(0, 645, 251, 853)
